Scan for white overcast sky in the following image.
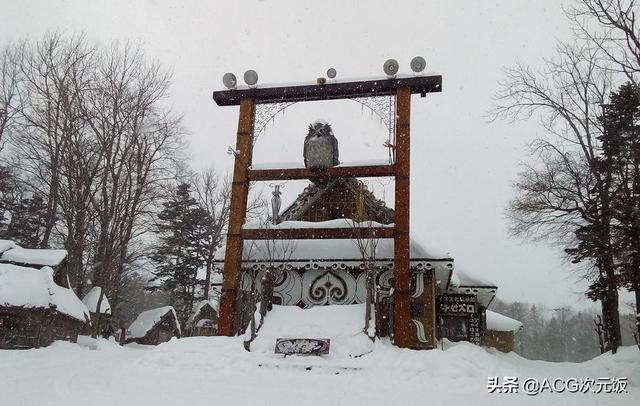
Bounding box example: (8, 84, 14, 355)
(3, 0, 630, 311)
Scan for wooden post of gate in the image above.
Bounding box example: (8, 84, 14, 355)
(218, 98, 255, 336)
(393, 87, 411, 347)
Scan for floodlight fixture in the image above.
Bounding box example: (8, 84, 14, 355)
(410, 56, 426, 73)
(222, 72, 237, 89)
(383, 59, 399, 77)
(327, 68, 337, 79)
(243, 70, 259, 86)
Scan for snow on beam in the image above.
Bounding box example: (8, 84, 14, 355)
(241, 227, 395, 240)
(213, 75, 442, 106)
(248, 164, 395, 181)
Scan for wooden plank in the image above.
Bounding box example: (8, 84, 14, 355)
(218, 98, 255, 337)
(213, 75, 442, 106)
(241, 227, 394, 240)
(248, 164, 395, 181)
(393, 87, 412, 348)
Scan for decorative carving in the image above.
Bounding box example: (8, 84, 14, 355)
(306, 270, 350, 305)
(254, 101, 297, 139)
(352, 95, 396, 163)
(412, 319, 429, 343)
(275, 338, 330, 355)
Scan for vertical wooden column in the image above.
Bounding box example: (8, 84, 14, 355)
(218, 98, 256, 336)
(393, 87, 411, 348)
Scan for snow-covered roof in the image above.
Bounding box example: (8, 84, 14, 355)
(449, 267, 496, 288)
(82, 287, 111, 314)
(127, 306, 181, 339)
(1, 246, 68, 267)
(220, 219, 451, 262)
(486, 310, 523, 332)
(447, 267, 497, 308)
(0, 240, 16, 255)
(186, 299, 218, 327)
(0, 264, 89, 322)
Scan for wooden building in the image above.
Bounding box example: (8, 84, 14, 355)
(0, 263, 90, 349)
(81, 287, 113, 337)
(215, 177, 453, 349)
(215, 171, 518, 350)
(185, 300, 218, 336)
(126, 306, 181, 345)
(480, 310, 523, 352)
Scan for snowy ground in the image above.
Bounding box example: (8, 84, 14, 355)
(1, 337, 638, 405)
(2, 304, 639, 406)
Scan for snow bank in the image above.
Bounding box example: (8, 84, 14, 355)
(1, 246, 67, 267)
(0, 264, 89, 321)
(250, 304, 374, 358)
(81, 287, 111, 315)
(1, 335, 638, 406)
(0, 239, 16, 254)
(486, 310, 523, 332)
(128, 306, 180, 339)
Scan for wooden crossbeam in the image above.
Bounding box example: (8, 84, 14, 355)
(248, 164, 395, 181)
(241, 227, 394, 240)
(213, 75, 442, 106)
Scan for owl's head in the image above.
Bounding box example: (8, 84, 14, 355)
(307, 120, 333, 137)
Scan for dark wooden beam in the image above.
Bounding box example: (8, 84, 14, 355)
(393, 86, 412, 348)
(218, 98, 255, 337)
(241, 227, 394, 240)
(248, 164, 395, 181)
(213, 75, 442, 106)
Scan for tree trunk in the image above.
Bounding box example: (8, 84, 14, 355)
(635, 287, 640, 349)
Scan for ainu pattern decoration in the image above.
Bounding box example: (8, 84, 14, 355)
(241, 265, 398, 308)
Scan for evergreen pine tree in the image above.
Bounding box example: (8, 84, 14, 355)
(0, 192, 47, 247)
(150, 183, 212, 326)
(599, 82, 640, 343)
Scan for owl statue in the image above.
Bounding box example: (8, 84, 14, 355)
(303, 119, 339, 171)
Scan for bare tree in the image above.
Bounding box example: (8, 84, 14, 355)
(191, 168, 231, 300)
(0, 43, 21, 153)
(349, 180, 380, 338)
(9, 32, 96, 248)
(490, 41, 623, 352)
(570, 0, 640, 82)
(82, 42, 183, 316)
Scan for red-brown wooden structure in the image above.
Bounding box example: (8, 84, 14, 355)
(212, 74, 442, 348)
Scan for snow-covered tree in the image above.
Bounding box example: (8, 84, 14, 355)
(150, 183, 212, 325)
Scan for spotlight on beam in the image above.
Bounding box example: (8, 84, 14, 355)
(226, 146, 239, 157)
(243, 70, 258, 87)
(383, 59, 399, 77)
(410, 56, 426, 73)
(222, 72, 237, 89)
(326, 68, 337, 79)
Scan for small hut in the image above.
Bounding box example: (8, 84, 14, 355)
(81, 287, 113, 337)
(126, 306, 181, 345)
(0, 264, 90, 349)
(185, 300, 218, 336)
(480, 310, 523, 352)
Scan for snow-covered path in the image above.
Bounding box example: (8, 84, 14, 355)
(1, 336, 638, 406)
